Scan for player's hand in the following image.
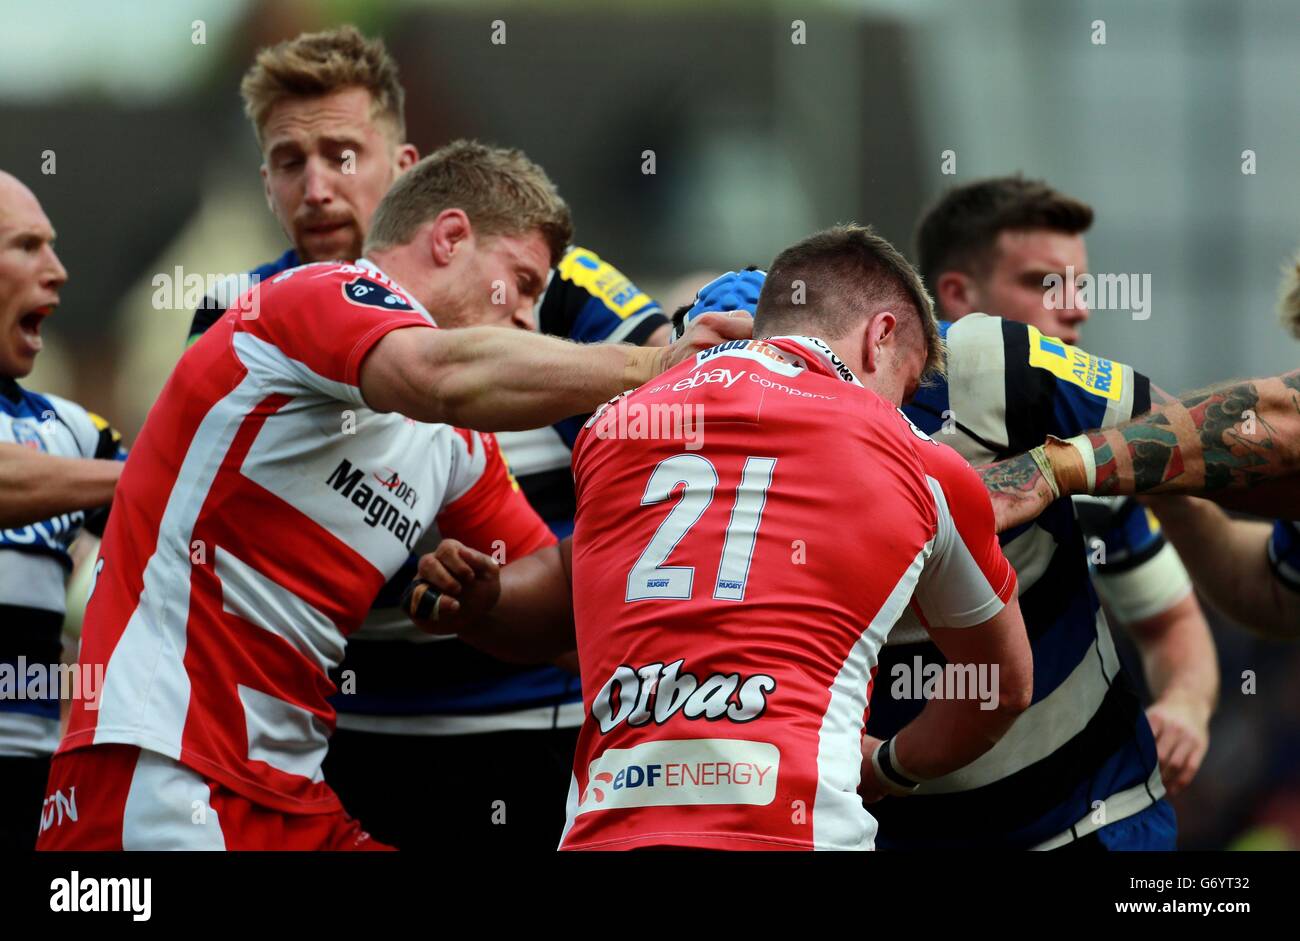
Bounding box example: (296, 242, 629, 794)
(858, 733, 889, 804)
(657, 311, 753, 374)
(1146, 695, 1210, 797)
(404, 539, 501, 634)
(978, 452, 1058, 532)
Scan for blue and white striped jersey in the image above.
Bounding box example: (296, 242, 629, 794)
(869, 313, 1169, 849)
(1, 377, 125, 756)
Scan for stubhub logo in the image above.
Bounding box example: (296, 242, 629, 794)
(577, 738, 779, 814)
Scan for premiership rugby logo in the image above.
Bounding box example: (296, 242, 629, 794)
(341, 276, 414, 312)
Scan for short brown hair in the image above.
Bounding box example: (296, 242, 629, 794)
(755, 224, 944, 380)
(240, 25, 406, 146)
(915, 175, 1093, 289)
(363, 140, 573, 266)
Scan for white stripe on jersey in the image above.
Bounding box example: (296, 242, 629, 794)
(94, 374, 267, 755)
(0, 711, 60, 757)
(232, 329, 366, 405)
(215, 546, 345, 674)
(496, 426, 572, 477)
(1030, 762, 1164, 850)
(915, 608, 1119, 794)
(237, 684, 328, 781)
(122, 749, 226, 850)
(812, 546, 928, 851)
(889, 502, 1054, 645)
(334, 700, 586, 736)
(0, 549, 67, 614)
(914, 477, 1009, 628)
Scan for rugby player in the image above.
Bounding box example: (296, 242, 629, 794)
(408, 225, 1034, 850)
(671, 179, 1213, 846)
(0, 171, 126, 849)
(866, 177, 1215, 849)
(187, 26, 671, 848)
(1135, 255, 1300, 638)
(34, 143, 747, 851)
(982, 252, 1300, 631)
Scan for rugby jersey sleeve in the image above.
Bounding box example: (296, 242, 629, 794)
(436, 429, 557, 559)
(998, 318, 1152, 452)
(237, 264, 433, 406)
(913, 438, 1018, 629)
(41, 395, 128, 537)
(543, 246, 667, 346)
(1075, 495, 1193, 624)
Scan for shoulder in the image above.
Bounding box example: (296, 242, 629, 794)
(544, 246, 662, 340)
(30, 391, 107, 456)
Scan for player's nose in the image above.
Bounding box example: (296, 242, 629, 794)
(512, 300, 538, 332)
(43, 245, 68, 290)
(302, 157, 333, 205)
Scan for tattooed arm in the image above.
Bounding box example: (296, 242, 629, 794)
(982, 369, 1300, 531)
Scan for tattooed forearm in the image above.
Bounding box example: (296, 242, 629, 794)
(979, 451, 1043, 497)
(1088, 369, 1300, 497)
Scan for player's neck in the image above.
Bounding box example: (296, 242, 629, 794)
(363, 245, 434, 310)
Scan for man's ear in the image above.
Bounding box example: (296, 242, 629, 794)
(862, 311, 898, 374)
(428, 209, 472, 266)
(259, 163, 274, 214)
(934, 270, 978, 319)
(394, 143, 419, 174)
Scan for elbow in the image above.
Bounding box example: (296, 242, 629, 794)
(994, 663, 1033, 718)
(998, 678, 1033, 718)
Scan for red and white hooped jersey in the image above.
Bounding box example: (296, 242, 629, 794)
(560, 336, 1015, 850)
(58, 259, 553, 814)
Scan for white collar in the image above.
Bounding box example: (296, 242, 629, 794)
(767, 335, 863, 386)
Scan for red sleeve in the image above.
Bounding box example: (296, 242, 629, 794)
(913, 441, 1017, 628)
(436, 429, 557, 561)
(237, 262, 433, 402)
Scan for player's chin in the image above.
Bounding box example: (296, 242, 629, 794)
(0, 334, 37, 378)
(297, 226, 360, 264)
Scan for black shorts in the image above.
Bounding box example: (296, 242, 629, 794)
(322, 725, 580, 851)
(0, 754, 51, 851)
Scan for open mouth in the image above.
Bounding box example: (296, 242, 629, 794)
(17, 307, 51, 352)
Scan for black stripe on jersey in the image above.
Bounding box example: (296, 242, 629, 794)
(906, 400, 1008, 458)
(1015, 503, 1099, 643)
(623, 311, 669, 346)
(538, 276, 587, 338)
(1001, 320, 1057, 455)
(0, 607, 64, 663)
(1074, 498, 1167, 574)
(187, 298, 225, 343)
(1132, 373, 1152, 418)
(869, 677, 1145, 845)
(335, 634, 550, 702)
(516, 467, 578, 523)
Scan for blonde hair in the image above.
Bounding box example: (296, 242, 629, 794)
(364, 140, 574, 266)
(240, 25, 406, 146)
